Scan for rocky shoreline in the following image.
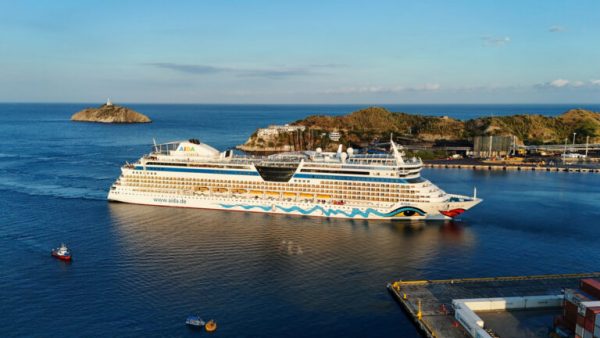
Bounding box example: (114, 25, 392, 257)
(71, 101, 151, 123)
(239, 106, 600, 152)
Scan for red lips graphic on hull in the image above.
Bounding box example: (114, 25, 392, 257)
(439, 208, 466, 218)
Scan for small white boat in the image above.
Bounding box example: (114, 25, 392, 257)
(185, 314, 205, 327)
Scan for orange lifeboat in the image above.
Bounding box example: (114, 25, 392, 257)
(205, 320, 217, 332)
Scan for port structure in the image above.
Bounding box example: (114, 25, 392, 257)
(387, 272, 600, 338)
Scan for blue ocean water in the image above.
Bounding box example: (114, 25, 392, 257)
(1, 103, 600, 337)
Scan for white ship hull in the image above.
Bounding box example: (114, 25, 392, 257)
(107, 139, 482, 221)
(107, 189, 479, 220)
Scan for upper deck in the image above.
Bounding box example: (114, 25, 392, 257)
(145, 139, 422, 172)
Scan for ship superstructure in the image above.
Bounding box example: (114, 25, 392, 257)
(108, 139, 481, 220)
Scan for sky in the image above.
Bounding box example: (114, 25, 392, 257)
(0, 0, 599, 104)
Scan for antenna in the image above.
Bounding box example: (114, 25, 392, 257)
(153, 138, 158, 152)
(389, 135, 405, 164)
(473, 186, 477, 199)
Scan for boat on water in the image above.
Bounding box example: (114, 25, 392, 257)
(108, 138, 481, 220)
(51, 244, 72, 261)
(185, 314, 205, 327)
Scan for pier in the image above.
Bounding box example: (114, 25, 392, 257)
(424, 163, 600, 173)
(387, 272, 600, 338)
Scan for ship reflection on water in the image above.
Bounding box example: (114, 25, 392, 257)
(107, 203, 475, 336)
(108, 203, 475, 275)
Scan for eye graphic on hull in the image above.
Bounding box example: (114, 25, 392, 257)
(390, 207, 426, 217)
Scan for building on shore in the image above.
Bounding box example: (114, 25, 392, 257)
(257, 124, 306, 137)
(473, 135, 519, 158)
(328, 130, 341, 141)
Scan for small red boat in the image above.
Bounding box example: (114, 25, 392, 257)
(51, 243, 72, 261)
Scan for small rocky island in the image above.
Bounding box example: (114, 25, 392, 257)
(71, 99, 151, 123)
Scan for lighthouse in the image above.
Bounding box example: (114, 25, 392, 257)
(106, 98, 113, 106)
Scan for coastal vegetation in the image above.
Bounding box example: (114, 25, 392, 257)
(239, 106, 600, 152)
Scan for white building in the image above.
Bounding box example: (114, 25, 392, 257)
(257, 124, 306, 137)
(329, 131, 341, 141)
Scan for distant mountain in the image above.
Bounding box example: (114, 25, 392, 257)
(71, 103, 151, 123)
(238, 106, 600, 152)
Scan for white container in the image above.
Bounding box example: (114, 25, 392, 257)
(581, 301, 600, 308)
(523, 295, 563, 309)
(475, 327, 493, 338)
(565, 289, 576, 303)
(576, 324, 585, 337)
(502, 297, 527, 309)
(455, 308, 478, 337)
(464, 300, 492, 311)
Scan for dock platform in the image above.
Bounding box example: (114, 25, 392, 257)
(424, 163, 600, 173)
(387, 272, 600, 338)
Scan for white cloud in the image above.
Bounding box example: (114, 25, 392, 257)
(571, 80, 585, 87)
(549, 79, 570, 87)
(325, 83, 441, 94)
(481, 36, 511, 46)
(536, 79, 600, 89)
(411, 83, 441, 91)
(548, 25, 566, 33)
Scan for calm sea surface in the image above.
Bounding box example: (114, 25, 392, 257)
(1, 103, 600, 337)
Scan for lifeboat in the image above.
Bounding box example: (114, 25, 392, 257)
(232, 189, 247, 194)
(51, 243, 72, 261)
(317, 194, 331, 199)
(283, 192, 296, 197)
(213, 187, 228, 193)
(299, 193, 313, 199)
(266, 191, 279, 196)
(194, 186, 209, 192)
(205, 320, 217, 332)
(249, 190, 263, 195)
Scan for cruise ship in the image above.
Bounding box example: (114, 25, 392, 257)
(108, 139, 481, 220)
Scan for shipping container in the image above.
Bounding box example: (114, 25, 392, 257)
(579, 314, 586, 327)
(523, 295, 563, 308)
(567, 289, 596, 309)
(566, 300, 579, 326)
(585, 316, 594, 333)
(577, 323, 585, 337)
(455, 308, 478, 337)
(566, 300, 578, 328)
(475, 327, 493, 338)
(581, 279, 600, 300)
(583, 329, 593, 338)
(586, 306, 600, 329)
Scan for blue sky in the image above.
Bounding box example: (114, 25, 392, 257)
(1, 0, 599, 103)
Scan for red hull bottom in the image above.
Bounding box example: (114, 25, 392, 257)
(51, 253, 72, 261)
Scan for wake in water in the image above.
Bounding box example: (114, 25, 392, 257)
(0, 181, 106, 201)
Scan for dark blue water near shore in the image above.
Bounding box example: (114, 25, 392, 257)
(1, 103, 600, 337)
